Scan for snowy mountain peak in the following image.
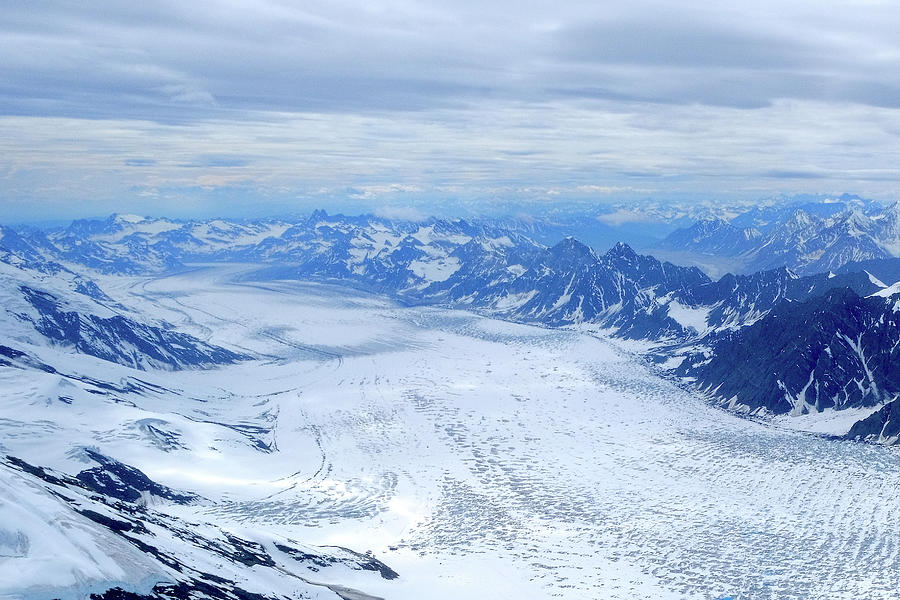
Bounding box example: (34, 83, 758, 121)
(307, 208, 330, 223)
(660, 218, 761, 256)
(783, 208, 816, 231)
(606, 240, 638, 260)
(881, 201, 900, 220)
(697, 217, 730, 229)
(113, 213, 150, 224)
(876, 202, 900, 256)
(550, 236, 595, 259)
(663, 198, 900, 276)
(836, 207, 875, 233)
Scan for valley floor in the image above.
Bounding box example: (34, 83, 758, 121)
(4, 265, 900, 599)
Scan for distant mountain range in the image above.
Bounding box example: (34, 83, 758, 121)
(2, 207, 900, 442)
(658, 196, 900, 276)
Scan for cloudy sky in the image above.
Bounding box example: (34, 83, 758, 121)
(3, 0, 900, 221)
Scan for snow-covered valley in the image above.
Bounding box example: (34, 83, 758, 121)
(4, 265, 900, 599)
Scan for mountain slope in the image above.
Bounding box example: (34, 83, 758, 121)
(677, 287, 900, 417)
(0, 243, 247, 370)
(661, 200, 900, 276)
(1, 455, 395, 600)
(18, 285, 247, 370)
(660, 218, 761, 255)
(455, 239, 710, 338)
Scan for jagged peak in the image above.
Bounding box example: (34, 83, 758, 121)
(693, 217, 731, 229)
(842, 206, 873, 223)
(546, 237, 596, 264)
(879, 200, 900, 222)
(307, 208, 330, 222)
(827, 207, 875, 238)
(665, 218, 731, 240)
(767, 265, 800, 280)
(738, 264, 795, 283)
(112, 213, 149, 224)
(605, 241, 638, 258)
(785, 208, 814, 226)
(552, 236, 590, 251)
(821, 285, 861, 303)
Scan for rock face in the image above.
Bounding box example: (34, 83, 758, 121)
(836, 256, 900, 287)
(660, 218, 761, 255)
(19, 286, 247, 370)
(684, 267, 883, 330)
(461, 239, 711, 338)
(76, 449, 198, 505)
(678, 288, 900, 416)
(845, 399, 900, 443)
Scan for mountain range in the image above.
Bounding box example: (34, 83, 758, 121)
(658, 198, 900, 276)
(2, 208, 899, 444)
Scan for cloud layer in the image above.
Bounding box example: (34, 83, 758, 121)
(3, 0, 900, 219)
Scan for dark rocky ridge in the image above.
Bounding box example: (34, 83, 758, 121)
(678, 288, 900, 415)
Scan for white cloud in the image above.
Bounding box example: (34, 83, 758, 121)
(3, 1, 900, 217)
(596, 209, 658, 226)
(348, 184, 424, 200)
(3, 95, 900, 220)
(372, 205, 428, 221)
(157, 83, 217, 107)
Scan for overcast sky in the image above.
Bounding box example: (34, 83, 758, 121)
(3, 0, 900, 221)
